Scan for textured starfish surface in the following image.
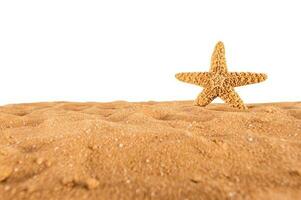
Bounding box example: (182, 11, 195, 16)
(176, 41, 268, 110)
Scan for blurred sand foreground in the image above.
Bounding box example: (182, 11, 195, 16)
(0, 101, 301, 200)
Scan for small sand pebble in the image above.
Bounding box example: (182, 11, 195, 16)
(4, 185, 11, 191)
(85, 128, 91, 133)
(0, 150, 7, 155)
(0, 166, 13, 182)
(61, 177, 74, 187)
(88, 145, 98, 150)
(190, 175, 202, 183)
(61, 177, 69, 185)
(36, 157, 44, 165)
(84, 178, 100, 190)
(44, 160, 52, 167)
(228, 191, 236, 197)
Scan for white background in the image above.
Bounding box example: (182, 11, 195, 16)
(0, 0, 300, 105)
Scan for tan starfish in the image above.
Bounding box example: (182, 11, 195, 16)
(175, 41, 267, 110)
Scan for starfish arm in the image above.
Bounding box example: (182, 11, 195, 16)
(219, 88, 247, 110)
(194, 88, 217, 106)
(210, 41, 228, 74)
(227, 72, 268, 87)
(175, 72, 211, 87)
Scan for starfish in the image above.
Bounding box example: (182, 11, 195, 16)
(175, 41, 267, 110)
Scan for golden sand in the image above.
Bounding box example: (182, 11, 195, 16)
(0, 101, 301, 200)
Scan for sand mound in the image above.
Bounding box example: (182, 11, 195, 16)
(0, 101, 301, 200)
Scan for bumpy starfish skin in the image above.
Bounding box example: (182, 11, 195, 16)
(176, 41, 267, 110)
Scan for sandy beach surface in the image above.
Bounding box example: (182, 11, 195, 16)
(0, 101, 300, 200)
